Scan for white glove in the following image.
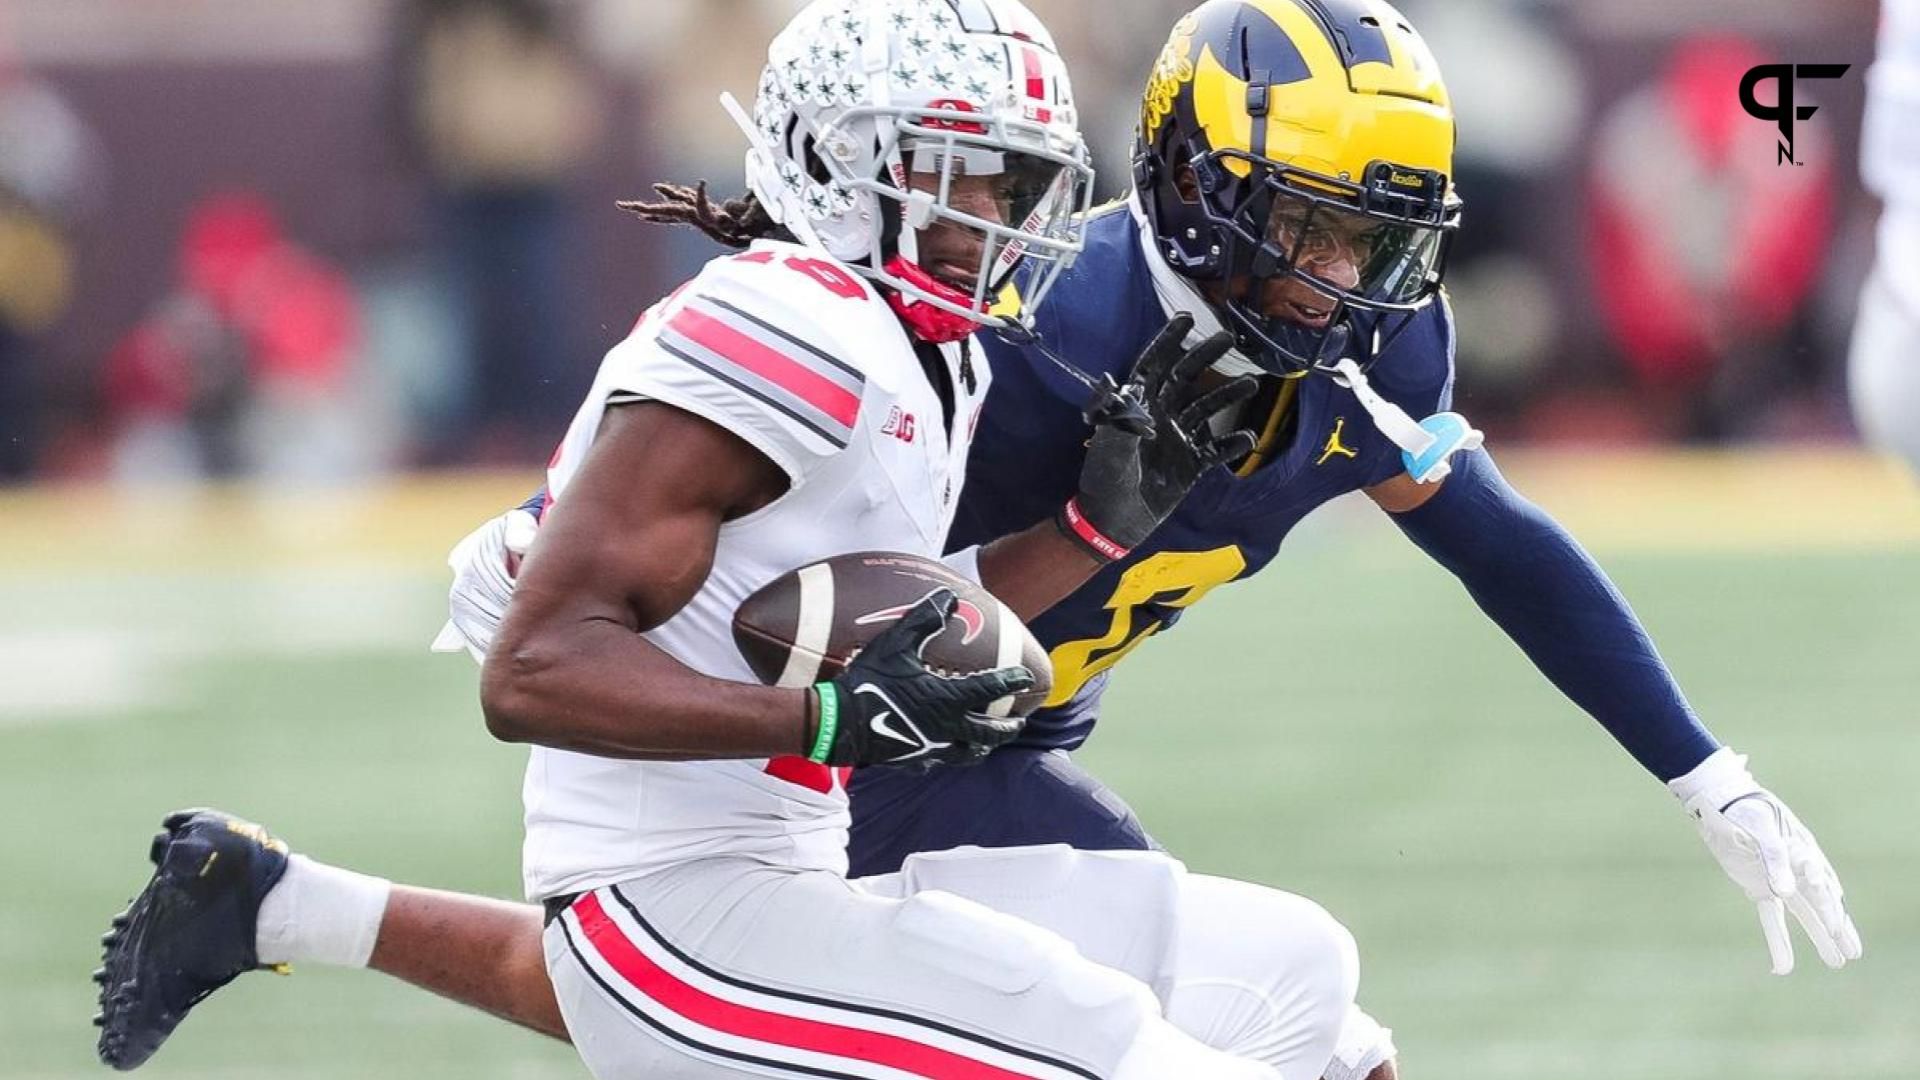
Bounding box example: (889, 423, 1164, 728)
(1668, 748, 1863, 974)
(1321, 1006, 1395, 1080)
(430, 508, 537, 662)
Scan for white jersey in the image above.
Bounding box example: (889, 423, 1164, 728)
(1867, 0, 1920, 309)
(520, 240, 989, 900)
(1853, 0, 1920, 474)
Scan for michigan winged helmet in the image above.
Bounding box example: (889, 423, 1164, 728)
(1134, 0, 1462, 374)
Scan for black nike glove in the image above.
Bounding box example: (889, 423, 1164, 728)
(1058, 314, 1260, 561)
(807, 589, 1033, 769)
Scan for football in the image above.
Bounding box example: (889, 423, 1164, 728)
(732, 551, 1053, 718)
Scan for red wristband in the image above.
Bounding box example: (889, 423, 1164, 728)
(1057, 497, 1131, 563)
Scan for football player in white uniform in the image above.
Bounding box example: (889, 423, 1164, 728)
(1852, 0, 1920, 475)
(97, 3, 1378, 1079)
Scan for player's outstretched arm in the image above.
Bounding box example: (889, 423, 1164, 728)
(1374, 448, 1714, 778)
(1374, 448, 1862, 973)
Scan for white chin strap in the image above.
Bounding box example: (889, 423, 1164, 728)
(1326, 355, 1484, 484)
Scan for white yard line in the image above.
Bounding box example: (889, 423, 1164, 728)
(0, 629, 166, 724)
(0, 570, 439, 725)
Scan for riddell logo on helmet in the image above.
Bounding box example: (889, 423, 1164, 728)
(1738, 64, 1851, 166)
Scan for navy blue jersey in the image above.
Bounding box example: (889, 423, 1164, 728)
(954, 205, 1457, 751)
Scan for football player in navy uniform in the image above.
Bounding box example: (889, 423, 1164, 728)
(853, 0, 1860, 979)
(96, 1, 1858, 1075)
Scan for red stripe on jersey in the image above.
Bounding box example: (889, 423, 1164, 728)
(1022, 48, 1045, 102)
(668, 306, 861, 429)
(574, 893, 1049, 1080)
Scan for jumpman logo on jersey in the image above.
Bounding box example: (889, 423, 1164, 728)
(1316, 418, 1359, 466)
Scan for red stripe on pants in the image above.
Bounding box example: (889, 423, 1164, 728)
(573, 892, 1045, 1080)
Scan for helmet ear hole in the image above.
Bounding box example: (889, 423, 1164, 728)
(802, 143, 832, 184)
(788, 120, 834, 185)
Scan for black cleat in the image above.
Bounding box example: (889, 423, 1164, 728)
(95, 810, 291, 1070)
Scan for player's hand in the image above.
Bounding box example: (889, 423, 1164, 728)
(1668, 748, 1863, 974)
(811, 589, 1032, 770)
(1062, 314, 1259, 561)
(434, 508, 539, 661)
(1322, 1006, 1396, 1080)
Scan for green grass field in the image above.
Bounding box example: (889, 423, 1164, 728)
(3, 455, 1916, 1080)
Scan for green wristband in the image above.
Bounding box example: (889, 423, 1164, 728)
(807, 683, 840, 765)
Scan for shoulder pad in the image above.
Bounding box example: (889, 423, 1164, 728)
(593, 246, 920, 479)
(1367, 297, 1456, 412)
(673, 244, 915, 394)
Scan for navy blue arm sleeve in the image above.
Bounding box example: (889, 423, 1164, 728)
(1389, 449, 1719, 781)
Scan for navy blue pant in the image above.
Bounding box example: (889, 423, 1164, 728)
(846, 746, 1156, 878)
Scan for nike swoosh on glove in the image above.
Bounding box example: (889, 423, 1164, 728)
(811, 589, 1031, 769)
(1668, 748, 1864, 974)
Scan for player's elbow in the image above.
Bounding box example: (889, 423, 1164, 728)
(479, 640, 554, 744)
(478, 662, 532, 743)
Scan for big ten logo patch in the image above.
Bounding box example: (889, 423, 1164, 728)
(1142, 14, 1199, 137)
(881, 405, 917, 444)
(1739, 64, 1851, 166)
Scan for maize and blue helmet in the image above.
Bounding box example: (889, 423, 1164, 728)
(1133, 0, 1462, 375)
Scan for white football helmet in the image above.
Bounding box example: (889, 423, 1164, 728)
(728, 0, 1094, 341)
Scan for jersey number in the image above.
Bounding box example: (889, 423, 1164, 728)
(736, 251, 866, 301)
(1043, 547, 1247, 708)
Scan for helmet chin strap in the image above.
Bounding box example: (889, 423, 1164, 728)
(883, 151, 979, 343)
(883, 257, 987, 344)
(1315, 325, 1485, 484)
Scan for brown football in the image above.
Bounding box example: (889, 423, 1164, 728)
(732, 551, 1053, 717)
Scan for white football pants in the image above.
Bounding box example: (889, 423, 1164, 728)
(543, 845, 1358, 1080)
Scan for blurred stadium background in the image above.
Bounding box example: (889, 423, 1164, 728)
(2, 1, 1916, 1078)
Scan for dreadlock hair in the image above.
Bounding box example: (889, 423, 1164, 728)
(617, 182, 782, 249)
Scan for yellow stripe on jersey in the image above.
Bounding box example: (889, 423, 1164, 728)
(1235, 377, 1300, 477)
(1043, 546, 1249, 707)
